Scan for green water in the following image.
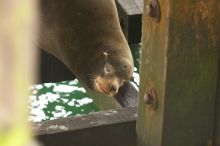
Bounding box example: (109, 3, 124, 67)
(29, 80, 99, 122)
(28, 44, 140, 122)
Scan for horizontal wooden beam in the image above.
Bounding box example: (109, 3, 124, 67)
(34, 107, 137, 146)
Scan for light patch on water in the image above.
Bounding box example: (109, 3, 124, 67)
(55, 105, 64, 111)
(75, 104, 80, 107)
(67, 100, 75, 106)
(133, 72, 140, 85)
(66, 111, 73, 115)
(130, 82, 139, 91)
(29, 109, 47, 122)
(76, 97, 93, 106)
(40, 93, 60, 103)
(134, 67, 138, 72)
(52, 106, 72, 118)
(61, 98, 69, 103)
(68, 79, 79, 85)
(34, 84, 43, 90)
(44, 83, 54, 88)
(63, 94, 70, 97)
(29, 93, 62, 122)
(53, 84, 86, 93)
(27, 79, 100, 122)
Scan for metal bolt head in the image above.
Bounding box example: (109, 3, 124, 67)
(146, 0, 161, 22)
(144, 88, 157, 110)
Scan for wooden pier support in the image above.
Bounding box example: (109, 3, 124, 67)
(137, 0, 220, 146)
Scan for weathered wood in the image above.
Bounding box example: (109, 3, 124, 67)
(0, 0, 38, 145)
(116, 0, 143, 44)
(137, 0, 220, 146)
(34, 107, 137, 146)
(214, 55, 220, 146)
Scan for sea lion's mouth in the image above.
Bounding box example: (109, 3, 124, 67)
(94, 81, 110, 95)
(94, 77, 120, 97)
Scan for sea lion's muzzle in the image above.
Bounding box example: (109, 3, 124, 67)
(91, 58, 132, 97)
(94, 76, 123, 97)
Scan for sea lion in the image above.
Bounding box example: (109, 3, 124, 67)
(38, 0, 134, 97)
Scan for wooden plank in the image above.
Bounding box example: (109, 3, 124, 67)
(34, 107, 137, 146)
(137, 0, 220, 146)
(116, 0, 143, 44)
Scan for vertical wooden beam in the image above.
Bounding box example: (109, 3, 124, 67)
(0, 0, 38, 146)
(116, 0, 143, 44)
(214, 55, 220, 146)
(137, 0, 220, 146)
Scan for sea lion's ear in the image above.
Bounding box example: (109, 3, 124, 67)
(102, 51, 109, 60)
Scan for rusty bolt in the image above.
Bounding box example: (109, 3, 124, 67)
(144, 88, 157, 110)
(146, 0, 161, 22)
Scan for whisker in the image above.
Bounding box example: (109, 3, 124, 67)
(88, 74, 94, 77)
(87, 73, 97, 81)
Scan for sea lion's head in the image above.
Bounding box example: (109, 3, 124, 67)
(84, 51, 134, 97)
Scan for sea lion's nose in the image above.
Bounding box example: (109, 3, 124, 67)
(109, 84, 118, 93)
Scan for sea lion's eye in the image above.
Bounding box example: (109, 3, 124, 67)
(120, 64, 127, 71)
(104, 64, 112, 74)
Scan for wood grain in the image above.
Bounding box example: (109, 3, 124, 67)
(34, 107, 137, 146)
(116, 0, 143, 43)
(137, 0, 220, 146)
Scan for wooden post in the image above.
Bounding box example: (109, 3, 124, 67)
(137, 0, 220, 146)
(0, 0, 38, 146)
(214, 57, 220, 146)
